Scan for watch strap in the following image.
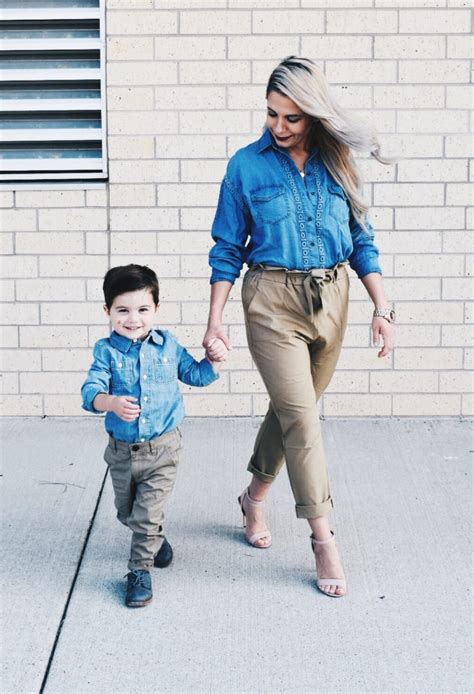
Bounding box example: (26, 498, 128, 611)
(373, 307, 395, 323)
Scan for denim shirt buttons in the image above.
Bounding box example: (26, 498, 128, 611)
(276, 151, 311, 271)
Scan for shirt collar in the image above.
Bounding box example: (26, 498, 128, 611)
(110, 329, 164, 353)
(257, 128, 274, 153)
(257, 128, 318, 161)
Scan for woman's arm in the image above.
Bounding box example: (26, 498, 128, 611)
(360, 272, 394, 358)
(202, 280, 233, 359)
(204, 157, 251, 358)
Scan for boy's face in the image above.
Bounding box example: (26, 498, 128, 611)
(105, 288, 158, 340)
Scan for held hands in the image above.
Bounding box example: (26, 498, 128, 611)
(205, 337, 228, 365)
(111, 396, 141, 422)
(202, 324, 232, 362)
(372, 317, 394, 358)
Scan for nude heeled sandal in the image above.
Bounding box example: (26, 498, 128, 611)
(238, 487, 272, 549)
(310, 532, 347, 598)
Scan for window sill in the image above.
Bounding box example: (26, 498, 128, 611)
(0, 181, 107, 191)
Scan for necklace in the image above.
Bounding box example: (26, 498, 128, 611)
(293, 156, 308, 176)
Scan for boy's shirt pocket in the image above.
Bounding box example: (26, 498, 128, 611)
(152, 355, 177, 384)
(110, 358, 134, 388)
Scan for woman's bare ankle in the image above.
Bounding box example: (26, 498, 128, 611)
(248, 477, 271, 502)
(308, 515, 333, 542)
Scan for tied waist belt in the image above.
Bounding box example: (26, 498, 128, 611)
(250, 262, 347, 321)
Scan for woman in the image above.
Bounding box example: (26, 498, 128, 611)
(203, 57, 394, 598)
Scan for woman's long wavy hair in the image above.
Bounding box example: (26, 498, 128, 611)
(266, 56, 392, 228)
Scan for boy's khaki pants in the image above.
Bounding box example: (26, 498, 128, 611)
(242, 264, 349, 519)
(104, 428, 183, 571)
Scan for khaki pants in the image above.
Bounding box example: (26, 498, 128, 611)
(242, 265, 349, 519)
(104, 428, 183, 570)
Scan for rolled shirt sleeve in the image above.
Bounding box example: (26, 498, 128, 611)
(81, 341, 112, 413)
(348, 213, 382, 279)
(209, 170, 250, 285)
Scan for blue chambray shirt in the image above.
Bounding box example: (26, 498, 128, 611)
(81, 329, 218, 443)
(209, 128, 381, 284)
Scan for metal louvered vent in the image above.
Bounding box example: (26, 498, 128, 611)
(0, 0, 107, 183)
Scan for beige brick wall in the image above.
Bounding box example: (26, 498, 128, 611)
(0, 0, 472, 417)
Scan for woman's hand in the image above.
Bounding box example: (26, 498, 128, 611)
(203, 280, 233, 360)
(372, 317, 394, 358)
(203, 323, 232, 361)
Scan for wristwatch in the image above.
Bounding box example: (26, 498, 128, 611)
(373, 307, 396, 323)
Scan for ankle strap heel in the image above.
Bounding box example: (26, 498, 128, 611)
(237, 487, 272, 549)
(310, 531, 347, 598)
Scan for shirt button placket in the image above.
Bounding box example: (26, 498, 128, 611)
(139, 345, 149, 438)
(278, 152, 311, 271)
(314, 165, 325, 268)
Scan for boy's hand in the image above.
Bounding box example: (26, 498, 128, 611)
(111, 396, 141, 422)
(206, 337, 228, 363)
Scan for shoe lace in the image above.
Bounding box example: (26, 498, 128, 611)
(126, 571, 149, 587)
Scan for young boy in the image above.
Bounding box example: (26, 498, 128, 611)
(81, 264, 227, 607)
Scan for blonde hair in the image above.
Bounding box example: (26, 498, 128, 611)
(266, 56, 392, 228)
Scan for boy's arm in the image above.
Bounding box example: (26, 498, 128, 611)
(177, 343, 221, 387)
(81, 343, 113, 413)
(81, 344, 140, 420)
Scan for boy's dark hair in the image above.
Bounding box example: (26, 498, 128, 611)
(103, 264, 159, 308)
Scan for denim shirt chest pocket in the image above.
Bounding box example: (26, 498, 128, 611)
(152, 355, 177, 383)
(250, 185, 290, 225)
(110, 357, 133, 388)
(328, 182, 350, 224)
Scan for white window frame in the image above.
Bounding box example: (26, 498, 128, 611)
(0, 0, 108, 185)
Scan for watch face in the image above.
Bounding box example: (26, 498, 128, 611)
(389, 310, 396, 322)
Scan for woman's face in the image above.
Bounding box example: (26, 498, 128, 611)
(266, 90, 312, 152)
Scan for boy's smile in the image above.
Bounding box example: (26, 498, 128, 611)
(105, 288, 158, 340)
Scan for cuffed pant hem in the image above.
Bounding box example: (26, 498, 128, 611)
(128, 534, 164, 571)
(128, 560, 153, 571)
(295, 497, 333, 519)
(246, 460, 277, 483)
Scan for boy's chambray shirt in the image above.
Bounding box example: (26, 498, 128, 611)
(81, 329, 218, 443)
(209, 128, 381, 284)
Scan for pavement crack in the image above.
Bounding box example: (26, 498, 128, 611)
(38, 481, 86, 493)
(39, 468, 109, 694)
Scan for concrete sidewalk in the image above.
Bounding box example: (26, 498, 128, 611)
(1, 417, 472, 694)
